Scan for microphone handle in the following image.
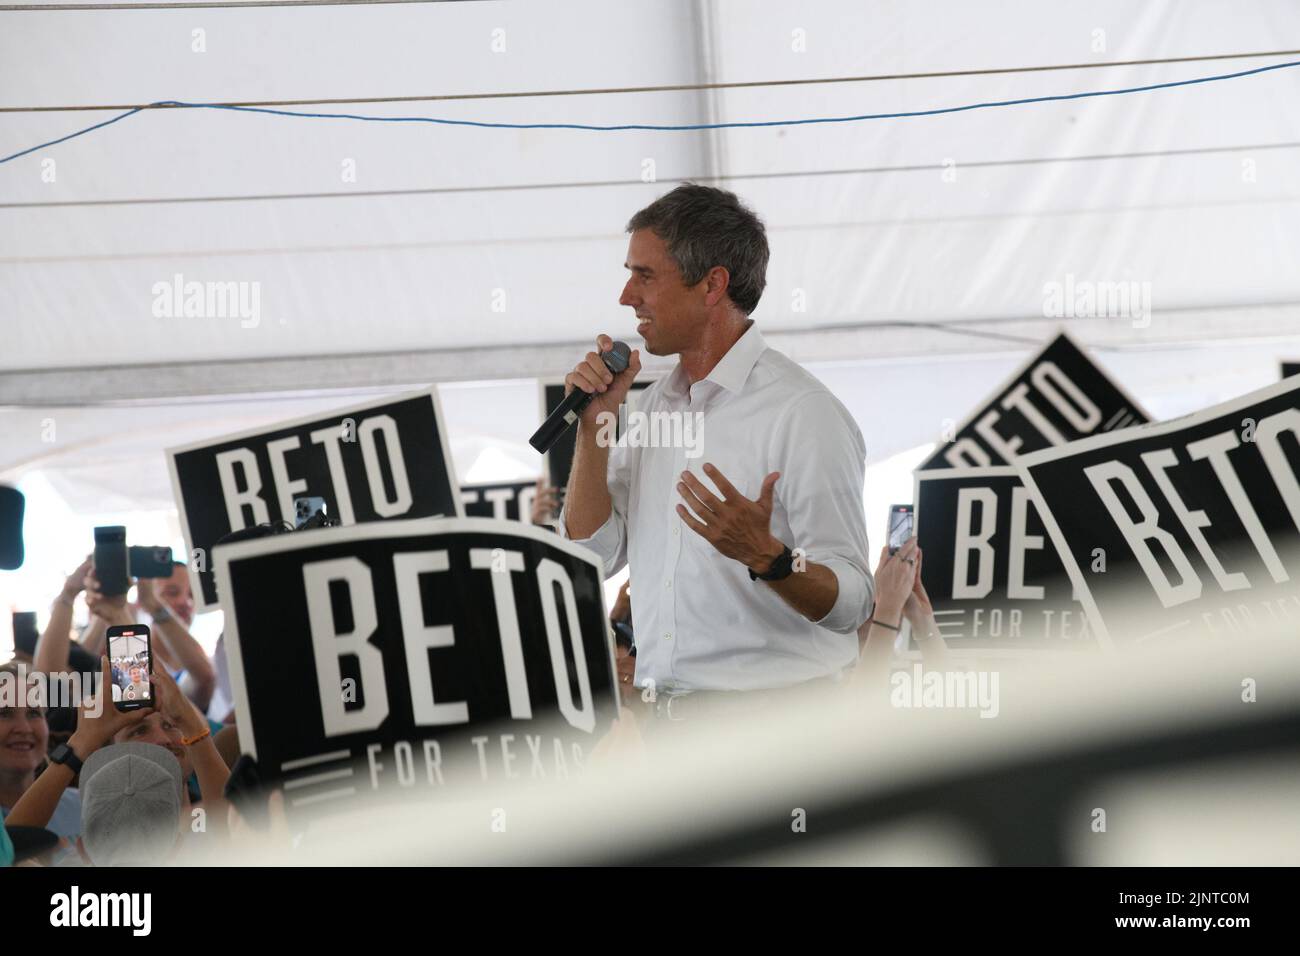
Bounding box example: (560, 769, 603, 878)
(529, 343, 631, 455)
(529, 385, 598, 454)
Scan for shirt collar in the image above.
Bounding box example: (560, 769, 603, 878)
(666, 322, 767, 397)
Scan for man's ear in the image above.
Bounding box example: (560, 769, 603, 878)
(702, 265, 731, 307)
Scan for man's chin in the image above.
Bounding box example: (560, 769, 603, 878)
(640, 337, 670, 357)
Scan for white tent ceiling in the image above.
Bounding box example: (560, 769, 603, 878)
(2, 0, 1300, 503)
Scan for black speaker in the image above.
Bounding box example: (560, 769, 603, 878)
(0, 485, 23, 570)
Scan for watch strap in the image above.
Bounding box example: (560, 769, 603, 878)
(749, 544, 795, 582)
(49, 742, 84, 775)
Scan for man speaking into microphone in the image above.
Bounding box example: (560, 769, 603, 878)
(560, 185, 874, 712)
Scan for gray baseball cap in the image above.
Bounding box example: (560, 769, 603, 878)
(80, 741, 184, 866)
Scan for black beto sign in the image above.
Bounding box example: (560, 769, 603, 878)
(919, 332, 1149, 470)
(914, 468, 1093, 649)
(459, 480, 537, 523)
(214, 517, 618, 813)
(168, 389, 461, 610)
(1283, 362, 1299, 380)
(541, 378, 655, 492)
(1018, 376, 1300, 647)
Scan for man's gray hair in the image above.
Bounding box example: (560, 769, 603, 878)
(627, 184, 769, 315)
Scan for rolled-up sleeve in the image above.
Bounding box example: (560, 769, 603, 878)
(557, 442, 632, 579)
(773, 390, 875, 634)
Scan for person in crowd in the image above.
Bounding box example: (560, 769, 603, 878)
(32, 555, 100, 681)
(530, 476, 561, 526)
(856, 536, 949, 682)
(34, 555, 216, 712)
(561, 184, 874, 719)
(76, 741, 188, 866)
(608, 580, 638, 705)
(5, 657, 231, 845)
(212, 725, 242, 769)
(128, 665, 149, 697)
(0, 660, 110, 848)
(118, 663, 150, 703)
(0, 662, 83, 842)
(91, 565, 216, 712)
(137, 560, 197, 629)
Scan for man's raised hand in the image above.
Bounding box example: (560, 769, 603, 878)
(676, 463, 784, 574)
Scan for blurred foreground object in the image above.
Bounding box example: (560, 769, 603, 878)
(0, 485, 24, 570)
(200, 622, 1299, 867)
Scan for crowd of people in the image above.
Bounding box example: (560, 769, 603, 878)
(1, 552, 242, 866)
(1, 185, 955, 867)
(0, 507, 943, 868)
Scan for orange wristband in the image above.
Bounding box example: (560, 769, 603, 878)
(181, 727, 211, 746)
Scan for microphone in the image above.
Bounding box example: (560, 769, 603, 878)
(530, 341, 632, 454)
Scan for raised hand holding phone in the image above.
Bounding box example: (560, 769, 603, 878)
(70, 657, 150, 753)
(150, 666, 210, 740)
(887, 503, 914, 555)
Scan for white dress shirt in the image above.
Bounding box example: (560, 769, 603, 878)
(561, 323, 874, 692)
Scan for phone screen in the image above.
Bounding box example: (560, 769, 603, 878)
(107, 625, 153, 710)
(887, 504, 915, 554)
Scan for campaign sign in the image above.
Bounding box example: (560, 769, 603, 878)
(541, 378, 655, 492)
(918, 332, 1149, 470)
(460, 480, 537, 523)
(1017, 376, 1300, 647)
(214, 517, 618, 814)
(169, 388, 461, 609)
(914, 468, 1094, 650)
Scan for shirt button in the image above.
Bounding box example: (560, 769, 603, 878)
(665, 580, 672, 589)
(663, 633, 672, 641)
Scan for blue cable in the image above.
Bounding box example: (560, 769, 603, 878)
(3, 58, 1299, 167)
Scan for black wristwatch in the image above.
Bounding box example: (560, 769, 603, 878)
(48, 742, 84, 775)
(749, 543, 795, 582)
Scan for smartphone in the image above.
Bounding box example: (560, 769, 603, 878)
(887, 503, 915, 555)
(93, 526, 130, 596)
(129, 545, 174, 579)
(293, 495, 328, 529)
(106, 624, 153, 711)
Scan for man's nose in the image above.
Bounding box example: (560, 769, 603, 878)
(619, 280, 637, 307)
